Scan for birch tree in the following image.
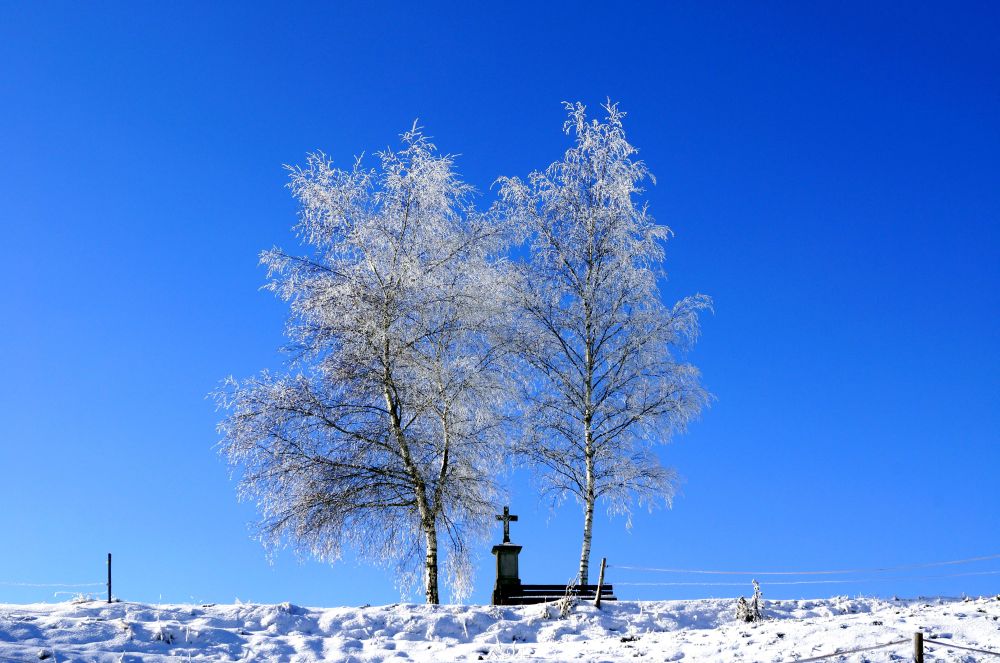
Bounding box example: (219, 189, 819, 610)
(217, 126, 510, 603)
(498, 101, 711, 584)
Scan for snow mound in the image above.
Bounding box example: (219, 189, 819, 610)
(0, 595, 997, 661)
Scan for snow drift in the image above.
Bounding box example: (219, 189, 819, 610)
(1, 595, 998, 661)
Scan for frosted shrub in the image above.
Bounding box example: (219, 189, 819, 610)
(736, 580, 765, 623)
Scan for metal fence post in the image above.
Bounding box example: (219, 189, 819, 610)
(107, 553, 112, 604)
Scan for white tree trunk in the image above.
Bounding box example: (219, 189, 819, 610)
(578, 428, 596, 585)
(578, 493, 594, 585)
(579, 298, 596, 586)
(423, 520, 440, 604)
(384, 379, 441, 605)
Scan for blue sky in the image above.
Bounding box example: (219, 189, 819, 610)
(1, 2, 997, 606)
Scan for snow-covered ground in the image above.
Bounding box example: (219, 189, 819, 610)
(1, 595, 998, 662)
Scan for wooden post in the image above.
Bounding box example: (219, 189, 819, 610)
(594, 557, 607, 609)
(914, 631, 923, 663)
(107, 553, 112, 604)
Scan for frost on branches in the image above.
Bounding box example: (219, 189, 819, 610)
(736, 580, 765, 622)
(497, 101, 711, 584)
(216, 126, 511, 604)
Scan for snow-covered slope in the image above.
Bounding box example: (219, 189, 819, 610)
(1, 596, 998, 662)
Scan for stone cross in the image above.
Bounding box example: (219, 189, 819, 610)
(496, 506, 518, 543)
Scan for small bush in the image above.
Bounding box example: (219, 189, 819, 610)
(736, 580, 765, 623)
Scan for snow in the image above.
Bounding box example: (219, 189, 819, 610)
(1, 595, 997, 661)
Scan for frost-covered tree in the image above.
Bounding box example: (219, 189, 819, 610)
(497, 101, 711, 584)
(217, 126, 510, 603)
(736, 580, 765, 622)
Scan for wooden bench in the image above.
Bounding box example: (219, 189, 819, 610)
(493, 583, 617, 606)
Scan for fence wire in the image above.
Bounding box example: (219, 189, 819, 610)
(926, 638, 1000, 657)
(792, 636, 1000, 661)
(610, 552, 1000, 576)
(792, 638, 909, 662)
(616, 569, 1000, 587)
(0, 581, 104, 588)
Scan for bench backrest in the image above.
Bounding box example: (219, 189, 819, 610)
(496, 583, 616, 605)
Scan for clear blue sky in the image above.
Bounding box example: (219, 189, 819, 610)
(1, 2, 997, 606)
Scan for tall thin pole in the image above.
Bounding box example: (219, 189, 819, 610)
(107, 553, 112, 604)
(914, 632, 923, 663)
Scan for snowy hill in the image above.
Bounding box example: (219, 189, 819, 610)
(1, 595, 998, 662)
